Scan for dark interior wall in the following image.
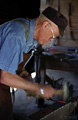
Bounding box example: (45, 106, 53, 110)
(41, 0, 78, 47)
(0, 0, 40, 23)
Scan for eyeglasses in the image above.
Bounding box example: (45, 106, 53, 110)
(50, 24, 55, 39)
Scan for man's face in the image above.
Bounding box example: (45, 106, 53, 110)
(37, 21, 60, 45)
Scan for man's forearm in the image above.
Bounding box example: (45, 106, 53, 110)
(0, 70, 57, 99)
(0, 70, 40, 93)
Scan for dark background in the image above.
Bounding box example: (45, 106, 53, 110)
(0, 0, 40, 24)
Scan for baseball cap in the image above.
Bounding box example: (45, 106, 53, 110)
(42, 7, 68, 36)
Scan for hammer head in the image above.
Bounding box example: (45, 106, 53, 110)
(56, 82, 69, 101)
(63, 82, 69, 101)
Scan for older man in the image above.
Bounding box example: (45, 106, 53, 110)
(0, 7, 68, 120)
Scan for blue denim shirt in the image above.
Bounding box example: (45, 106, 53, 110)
(0, 18, 38, 74)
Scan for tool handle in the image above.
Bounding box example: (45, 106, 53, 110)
(56, 89, 63, 96)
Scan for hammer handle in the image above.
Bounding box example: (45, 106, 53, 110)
(56, 89, 63, 96)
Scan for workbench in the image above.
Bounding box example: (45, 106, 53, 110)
(40, 54, 78, 73)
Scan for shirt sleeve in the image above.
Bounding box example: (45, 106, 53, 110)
(0, 34, 23, 74)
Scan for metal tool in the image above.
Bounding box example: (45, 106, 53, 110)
(56, 82, 69, 101)
(26, 82, 69, 103)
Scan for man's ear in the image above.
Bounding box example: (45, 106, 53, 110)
(42, 20, 49, 29)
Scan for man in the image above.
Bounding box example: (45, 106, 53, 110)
(0, 7, 68, 120)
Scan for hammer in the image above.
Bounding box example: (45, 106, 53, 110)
(56, 82, 69, 101)
(26, 82, 69, 101)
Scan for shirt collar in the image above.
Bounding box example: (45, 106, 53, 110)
(27, 19, 38, 47)
(23, 19, 38, 53)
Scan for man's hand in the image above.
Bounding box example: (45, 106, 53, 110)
(39, 85, 57, 99)
(26, 84, 57, 99)
(20, 70, 29, 78)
